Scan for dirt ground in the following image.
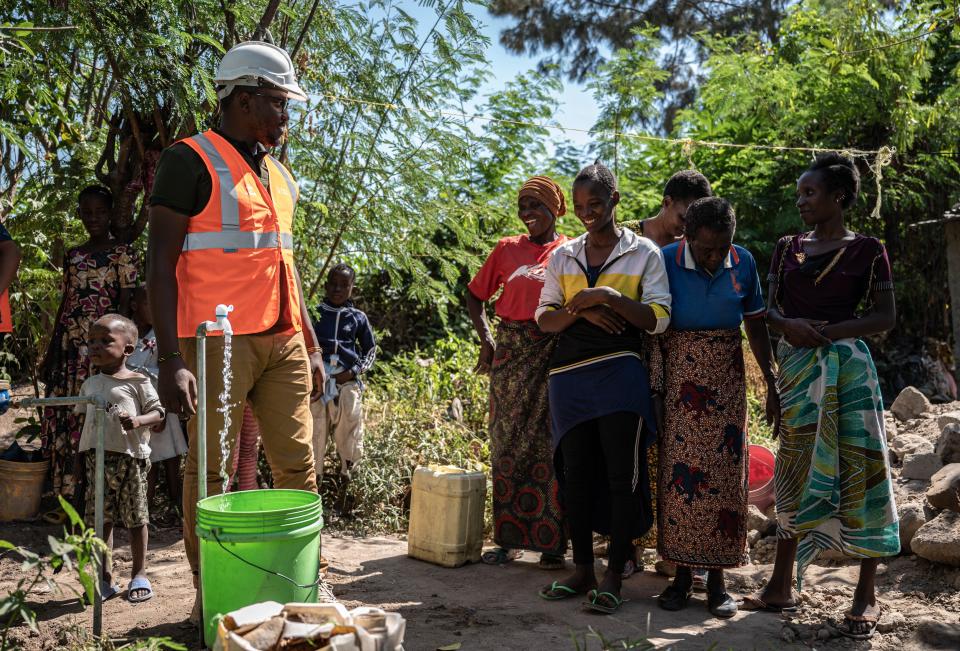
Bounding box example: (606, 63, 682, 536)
(2, 521, 959, 651)
(2, 387, 959, 649)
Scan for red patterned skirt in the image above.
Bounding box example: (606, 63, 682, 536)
(657, 329, 749, 568)
(489, 320, 566, 555)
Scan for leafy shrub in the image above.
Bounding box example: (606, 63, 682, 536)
(323, 334, 490, 534)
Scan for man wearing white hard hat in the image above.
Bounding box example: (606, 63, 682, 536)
(147, 41, 324, 623)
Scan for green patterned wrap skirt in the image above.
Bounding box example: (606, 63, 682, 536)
(775, 338, 900, 587)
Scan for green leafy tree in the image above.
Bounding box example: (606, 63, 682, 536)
(589, 0, 960, 346)
(489, 0, 788, 129)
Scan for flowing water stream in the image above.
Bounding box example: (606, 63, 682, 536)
(217, 332, 234, 492)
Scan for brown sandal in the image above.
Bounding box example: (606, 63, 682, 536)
(739, 590, 799, 612)
(839, 607, 881, 640)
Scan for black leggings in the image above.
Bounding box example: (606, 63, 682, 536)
(560, 411, 641, 575)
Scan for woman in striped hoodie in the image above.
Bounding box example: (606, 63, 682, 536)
(535, 161, 671, 614)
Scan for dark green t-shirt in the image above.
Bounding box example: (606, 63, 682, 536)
(149, 128, 270, 216)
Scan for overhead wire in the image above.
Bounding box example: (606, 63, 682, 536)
(312, 90, 896, 215)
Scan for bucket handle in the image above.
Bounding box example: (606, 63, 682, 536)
(211, 529, 324, 590)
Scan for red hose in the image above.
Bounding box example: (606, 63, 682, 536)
(230, 403, 260, 491)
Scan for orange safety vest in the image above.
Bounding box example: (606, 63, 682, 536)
(175, 130, 302, 337)
(0, 290, 10, 334)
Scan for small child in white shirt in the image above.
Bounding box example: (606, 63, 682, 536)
(128, 286, 188, 522)
(76, 314, 163, 603)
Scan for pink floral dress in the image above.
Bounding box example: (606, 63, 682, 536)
(41, 244, 139, 499)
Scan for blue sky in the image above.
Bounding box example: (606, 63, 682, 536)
(474, 8, 599, 147)
(405, 2, 600, 148)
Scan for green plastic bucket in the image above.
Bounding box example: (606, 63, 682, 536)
(196, 489, 323, 645)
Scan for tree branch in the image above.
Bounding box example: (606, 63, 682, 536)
(308, 2, 454, 298)
(220, 0, 238, 50)
(292, 0, 323, 59)
(252, 0, 283, 41)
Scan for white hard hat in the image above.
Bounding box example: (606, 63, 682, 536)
(214, 41, 307, 102)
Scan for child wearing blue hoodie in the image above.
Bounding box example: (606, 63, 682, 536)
(309, 263, 376, 481)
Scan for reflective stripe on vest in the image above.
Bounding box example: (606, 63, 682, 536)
(270, 157, 299, 205)
(182, 230, 294, 252)
(190, 132, 240, 232)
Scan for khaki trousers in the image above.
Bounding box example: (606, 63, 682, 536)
(310, 381, 363, 478)
(181, 332, 317, 572)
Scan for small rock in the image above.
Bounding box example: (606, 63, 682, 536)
(780, 626, 796, 643)
(763, 502, 777, 521)
(926, 463, 960, 512)
(891, 434, 935, 460)
(746, 504, 774, 535)
(876, 610, 906, 634)
(936, 423, 960, 464)
(750, 536, 778, 564)
(748, 529, 761, 546)
(938, 411, 960, 430)
(817, 627, 832, 641)
(911, 510, 960, 566)
(891, 386, 932, 421)
(902, 452, 944, 480)
(899, 502, 927, 551)
(884, 416, 899, 442)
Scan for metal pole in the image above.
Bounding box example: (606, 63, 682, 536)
(195, 328, 207, 648)
(92, 406, 105, 638)
(197, 333, 207, 502)
(18, 396, 102, 409)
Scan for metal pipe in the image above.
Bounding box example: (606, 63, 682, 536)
(196, 323, 208, 502)
(193, 305, 232, 648)
(92, 406, 105, 637)
(18, 396, 107, 409)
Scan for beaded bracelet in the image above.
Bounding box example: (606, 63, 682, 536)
(306, 346, 323, 354)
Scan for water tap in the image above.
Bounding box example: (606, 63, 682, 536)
(205, 304, 234, 335)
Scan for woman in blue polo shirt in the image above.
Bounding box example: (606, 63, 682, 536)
(654, 197, 779, 618)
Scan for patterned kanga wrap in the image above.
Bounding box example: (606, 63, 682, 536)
(84, 451, 151, 529)
(489, 320, 567, 555)
(42, 244, 139, 501)
(657, 328, 750, 569)
(775, 338, 899, 588)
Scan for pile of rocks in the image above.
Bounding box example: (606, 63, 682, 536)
(745, 386, 960, 568)
(887, 386, 960, 566)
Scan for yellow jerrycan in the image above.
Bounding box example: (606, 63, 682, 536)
(407, 465, 486, 567)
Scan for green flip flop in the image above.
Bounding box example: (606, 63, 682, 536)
(584, 589, 627, 614)
(539, 580, 581, 601)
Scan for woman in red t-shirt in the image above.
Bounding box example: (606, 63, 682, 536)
(467, 176, 569, 569)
